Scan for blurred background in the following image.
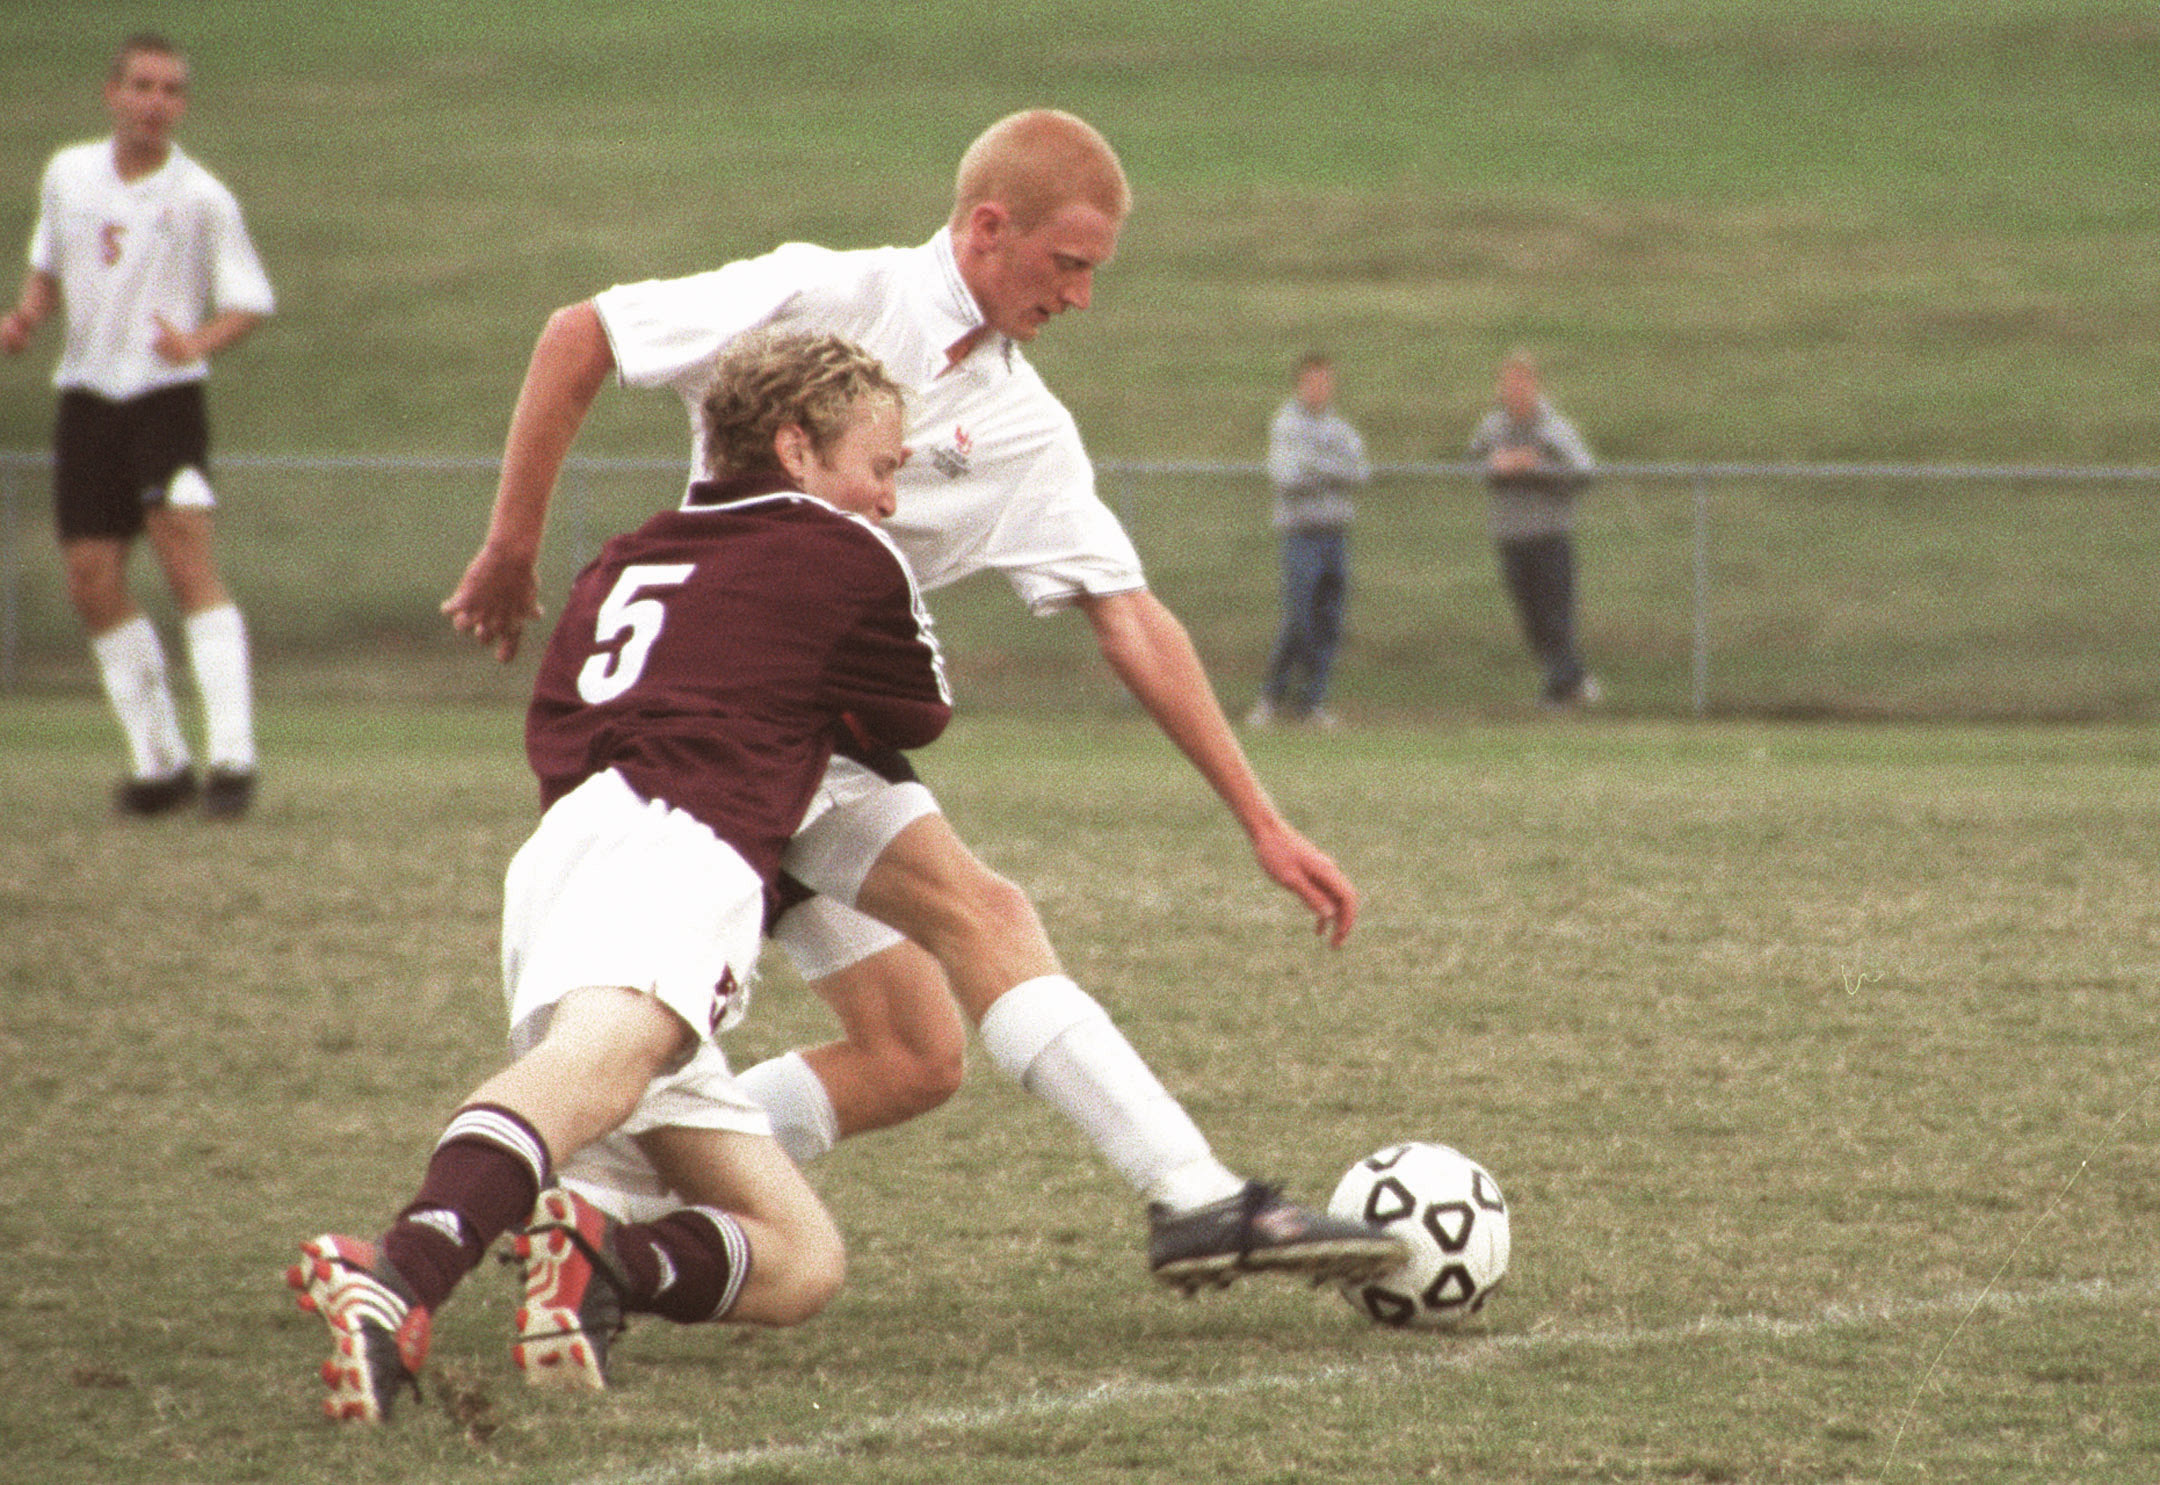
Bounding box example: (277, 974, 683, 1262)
(3, 1, 2154, 718)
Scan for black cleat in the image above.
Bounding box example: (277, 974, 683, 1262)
(202, 767, 257, 820)
(1147, 1180, 1409, 1296)
(114, 768, 198, 817)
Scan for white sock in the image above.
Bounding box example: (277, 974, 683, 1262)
(91, 616, 190, 780)
(735, 1050, 841, 1165)
(978, 975, 1242, 1210)
(184, 604, 256, 771)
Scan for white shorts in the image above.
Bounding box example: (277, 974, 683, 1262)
(772, 754, 939, 981)
(536, 760, 937, 1216)
(501, 768, 765, 1059)
(558, 1038, 774, 1221)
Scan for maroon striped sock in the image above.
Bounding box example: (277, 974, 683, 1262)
(381, 1103, 550, 1312)
(622, 1207, 751, 1324)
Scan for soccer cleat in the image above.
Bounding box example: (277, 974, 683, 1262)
(201, 767, 257, 820)
(1147, 1181, 1409, 1297)
(114, 768, 198, 817)
(287, 1234, 430, 1424)
(513, 1187, 629, 1390)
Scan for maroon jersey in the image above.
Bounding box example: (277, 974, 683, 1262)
(526, 475, 951, 882)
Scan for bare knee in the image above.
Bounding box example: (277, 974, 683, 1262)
(62, 541, 134, 631)
(144, 508, 230, 612)
(730, 1202, 847, 1327)
(887, 1031, 965, 1119)
(752, 1228, 846, 1326)
(926, 867, 1057, 1019)
(854, 820, 1057, 1001)
(811, 945, 969, 1131)
(878, 979, 968, 1118)
(947, 866, 1036, 941)
(806, 1008, 964, 1134)
(900, 862, 1044, 974)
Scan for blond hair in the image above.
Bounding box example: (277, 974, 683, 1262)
(699, 331, 904, 483)
(950, 109, 1130, 234)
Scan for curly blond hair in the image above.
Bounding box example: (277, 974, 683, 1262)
(699, 331, 905, 483)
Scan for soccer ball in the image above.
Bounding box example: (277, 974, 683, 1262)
(1328, 1142, 1510, 1329)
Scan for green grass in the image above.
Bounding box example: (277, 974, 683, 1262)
(3, 2, 2157, 717)
(1, 11, 2157, 1469)
(6, 458, 2159, 722)
(4, 1, 2156, 461)
(3, 699, 2157, 1481)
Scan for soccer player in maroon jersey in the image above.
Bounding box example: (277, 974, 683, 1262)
(285, 333, 948, 1423)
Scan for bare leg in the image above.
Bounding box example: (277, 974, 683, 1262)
(799, 939, 969, 1137)
(472, 985, 691, 1161)
(850, 814, 1060, 1020)
(634, 1125, 845, 1325)
(142, 504, 232, 614)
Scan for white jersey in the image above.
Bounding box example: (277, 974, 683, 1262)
(27, 139, 275, 401)
(593, 230, 1143, 613)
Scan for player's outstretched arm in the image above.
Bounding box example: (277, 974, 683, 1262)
(1078, 587, 1360, 947)
(443, 299, 615, 662)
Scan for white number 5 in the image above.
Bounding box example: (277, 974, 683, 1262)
(576, 563, 695, 704)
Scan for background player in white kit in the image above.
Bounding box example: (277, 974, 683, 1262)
(289, 331, 950, 1423)
(447, 111, 1403, 1333)
(1, 32, 271, 818)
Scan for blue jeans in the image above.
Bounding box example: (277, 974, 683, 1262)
(1497, 534, 1587, 701)
(1261, 526, 1348, 714)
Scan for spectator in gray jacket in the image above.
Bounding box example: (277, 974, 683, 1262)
(1468, 351, 1601, 708)
(1249, 352, 1369, 728)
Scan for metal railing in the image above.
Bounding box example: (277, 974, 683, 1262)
(1102, 458, 2160, 718)
(5, 449, 2157, 714)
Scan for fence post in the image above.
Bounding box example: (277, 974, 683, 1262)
(1690, 470, 1708, 718)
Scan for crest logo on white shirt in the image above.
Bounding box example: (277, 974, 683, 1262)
(928, 425, 972, 480)
(710, 966, 742, 1036)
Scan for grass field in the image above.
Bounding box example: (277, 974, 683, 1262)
(2, 4, 2156, 1480)
(2, 699, 2156, 1482)
(4, 1, 2155, 462)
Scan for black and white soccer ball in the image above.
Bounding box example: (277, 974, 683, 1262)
(1328, 1142, 1510, 1329)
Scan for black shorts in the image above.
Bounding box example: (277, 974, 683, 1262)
(53, 383, 213, 542)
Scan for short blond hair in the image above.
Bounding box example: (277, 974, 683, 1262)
(950, 109, 1130, 234)
(699, 331, 904, 483)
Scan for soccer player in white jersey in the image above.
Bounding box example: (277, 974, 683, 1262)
(2, 33, 273, 819)
(447, 113, 1403, 1363)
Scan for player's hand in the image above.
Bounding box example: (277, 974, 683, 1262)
(150, 314, 200, 365)
(442, 542, 543, 663)
(1252, 821, 1359, 948)
(0, 310, 32, 356)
